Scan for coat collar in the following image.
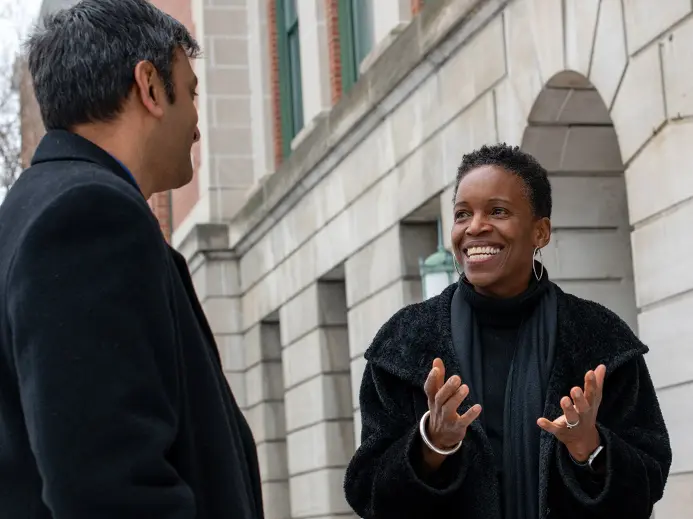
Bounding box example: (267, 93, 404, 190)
(32, 129, 142, 195)
(32, 131, 223, 368)
(365, 282, 647, 392)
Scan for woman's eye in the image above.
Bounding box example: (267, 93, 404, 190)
(455, 211, 470, 220)
(491, 207, 508, 216)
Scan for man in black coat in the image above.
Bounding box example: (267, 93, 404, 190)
(0, 1, 263, 518)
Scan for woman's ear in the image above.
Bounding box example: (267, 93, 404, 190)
(534, 217, 551, 249)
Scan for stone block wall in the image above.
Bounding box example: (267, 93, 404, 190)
(279, 281, 354, 519)
(213, 1, 693, 515)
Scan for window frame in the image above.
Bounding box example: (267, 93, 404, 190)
(339, 0, 373, 94)
(276, 0, 304, 157)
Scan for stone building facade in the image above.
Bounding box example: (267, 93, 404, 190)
(20, 0, 693, 517)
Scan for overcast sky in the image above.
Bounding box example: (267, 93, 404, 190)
(0, 0, 43, 53)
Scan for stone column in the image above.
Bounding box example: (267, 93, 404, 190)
(185, 223, 291, 519)
(279, 282, 355, 519)
(192, 0, 260, 222)
(247, 0, 275, 183)
(184, 224, 246, 405)
(244, 317, 290, 519)
(345, 223, 436, 446)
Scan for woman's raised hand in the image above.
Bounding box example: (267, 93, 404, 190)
(420, 358, 481, 468)
(537, 364, 606, 462)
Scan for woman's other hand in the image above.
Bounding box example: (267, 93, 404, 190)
(537, 364, 606, 462)
(420, 358, 482, 471)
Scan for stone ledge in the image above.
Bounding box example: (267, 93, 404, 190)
(177, 222, 233, 265)
(228, 0, 506, 255)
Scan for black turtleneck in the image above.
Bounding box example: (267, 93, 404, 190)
(457, 276, 547, 487)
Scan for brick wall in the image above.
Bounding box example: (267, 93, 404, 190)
(325, 0, 342, 106)
(18, 58, 44, 170)
(411, 0, 425, 16)
(268, 0, 284, 168)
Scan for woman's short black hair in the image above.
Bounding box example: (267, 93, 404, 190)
(453, 143, 552, 219)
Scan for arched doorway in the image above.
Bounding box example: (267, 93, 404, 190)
(521, 71, 638, 333)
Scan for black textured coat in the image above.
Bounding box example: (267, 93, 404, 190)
(344, 283, 671, 519)
(0, 131, 263, 519)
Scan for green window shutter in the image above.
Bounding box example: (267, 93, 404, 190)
(339, 0, 373, 94)
(338, 1, 357, 93)
(351, 0, 373, 67)
(276, 0, 304, 157)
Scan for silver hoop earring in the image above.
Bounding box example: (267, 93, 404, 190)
(533, 246, 544, 281)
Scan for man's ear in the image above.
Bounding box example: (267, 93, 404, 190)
(534, 217, 551, 249)
(133, 60, 165, 119)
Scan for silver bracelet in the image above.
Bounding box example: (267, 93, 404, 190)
(418, 410, 463, 456)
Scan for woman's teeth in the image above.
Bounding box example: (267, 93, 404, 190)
(466, 246, 501, 257)
(466, 246, 501, 263)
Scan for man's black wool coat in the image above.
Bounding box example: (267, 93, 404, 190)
(0, 130, 263, 519)
(344, 283, 672, 519)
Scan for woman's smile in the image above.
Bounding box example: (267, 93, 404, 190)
(464, 244, 505, 266)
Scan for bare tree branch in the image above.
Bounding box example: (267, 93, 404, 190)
(0, 2, 29, 194)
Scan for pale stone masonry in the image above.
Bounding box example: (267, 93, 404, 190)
(279, 281, 353, 518)
(244, 317, 289, 519)
(177, 1, 693, 516)
(19, 0, 693, 517)
(174, 0, 693, 519)
(346, 222, 438, 446)
(177, 0, 274, 243)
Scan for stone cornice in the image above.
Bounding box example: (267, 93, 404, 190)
(226, 0, 507, 256)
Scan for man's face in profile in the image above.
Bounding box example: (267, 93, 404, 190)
(156, 47, 200, 190)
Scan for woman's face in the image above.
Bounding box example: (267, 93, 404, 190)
(451, 165, 550, 298)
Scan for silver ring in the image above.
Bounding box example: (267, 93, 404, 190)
(565, 417, 580, 429)
(419, 410, 462, 456)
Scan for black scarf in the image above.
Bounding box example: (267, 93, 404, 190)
(450, 266, 557, 519)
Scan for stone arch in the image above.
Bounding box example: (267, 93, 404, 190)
(496, 0, 655, 168)
(521, 70, 638, 332)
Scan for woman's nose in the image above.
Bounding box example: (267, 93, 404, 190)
(465, 214, 487, 235)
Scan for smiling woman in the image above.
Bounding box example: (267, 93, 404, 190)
(344, 143, 672, 519)
(452, 149, 551, 299)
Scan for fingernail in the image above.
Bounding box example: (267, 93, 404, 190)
(473, 404, 482, 412)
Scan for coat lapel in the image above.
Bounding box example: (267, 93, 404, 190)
(537, 288, 649, 517)
(363, 284, 495, 464)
